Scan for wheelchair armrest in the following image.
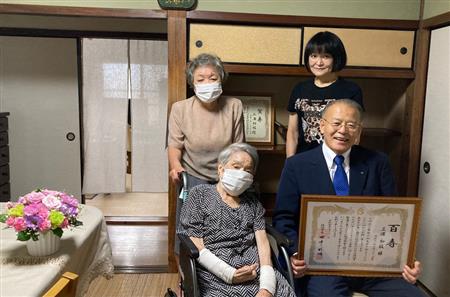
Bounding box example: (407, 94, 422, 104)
(266, 224, 292, 248)
(178, 234, 199, 259)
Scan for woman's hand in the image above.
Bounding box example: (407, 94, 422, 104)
(291, 255, 307, 278)
(168, 146, 184, 185)
(232, 263, 257, 284)
(402, 261, 422, 284)
(256, 289, 273, 297)
(169, 167, 185, 184)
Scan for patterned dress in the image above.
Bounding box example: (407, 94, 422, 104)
(177, 184, 296, 297)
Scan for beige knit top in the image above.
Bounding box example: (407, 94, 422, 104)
(168, 95, 245, 181)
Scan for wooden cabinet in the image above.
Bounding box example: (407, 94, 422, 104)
(303, 27, 415, 68)
(187, 20, 417, 200)
(166, 11, 423, 272)
(0, 113, 10, 202)
(189, 23, 301, 65)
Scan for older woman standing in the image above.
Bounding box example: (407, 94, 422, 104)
(168, 53, 244, 187)
(168, 53, 245, 257)
(178, 143, 295, 297)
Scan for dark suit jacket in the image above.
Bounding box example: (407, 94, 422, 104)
(273, 144, 397, 254)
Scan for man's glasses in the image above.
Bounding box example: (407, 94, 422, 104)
(322, 118, 361, 132)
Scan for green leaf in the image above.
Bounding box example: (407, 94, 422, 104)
(52, 228, 63, 238)
(0, 214, 8, 223)
(17, 231, 31, 241)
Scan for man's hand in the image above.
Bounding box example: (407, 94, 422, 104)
(403, 261, 422, 284)
(232, 264, 257, 284)
(291, 255, 307, 278)
(169, 167, 185, 184)
(256, 289, 273, 297)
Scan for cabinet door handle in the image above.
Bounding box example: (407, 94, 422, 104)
(66, 132, 76, 141)
(423, 161, 430, 174)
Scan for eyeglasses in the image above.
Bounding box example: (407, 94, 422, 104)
(322, 118, 361, 132)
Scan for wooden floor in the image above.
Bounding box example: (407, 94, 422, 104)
(107, 224, 169, 268)
(85, 192, 168, 217)
(85, 273, 179, 297)
(83, 186, 177, 296)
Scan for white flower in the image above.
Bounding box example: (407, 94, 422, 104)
(42, 195, 62, 209)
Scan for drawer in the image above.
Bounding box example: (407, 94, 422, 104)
(0, 117, 8, 132)
(0, 131, 8, 146)
(189, 23, 302, 65)
(0, 146, 9, 166)
(303, 27, 415, 68)
(0, 165, 9, 185)
(0, 182, 10, 202)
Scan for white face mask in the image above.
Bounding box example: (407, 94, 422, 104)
(194, 82, 222, 103)
(221, 168, 253, 197)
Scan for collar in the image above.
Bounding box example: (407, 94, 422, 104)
(322, 142, 351, 170)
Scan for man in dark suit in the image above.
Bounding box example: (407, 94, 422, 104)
(273, 99, 423, 297)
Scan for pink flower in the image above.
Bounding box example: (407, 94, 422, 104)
(38, 219, 51, 232)
(24, 203, 41, 216)
(42, 195, 62, 209)
(6, 201, 15, 209)
(24, 191, 46, 204)
(5, 216, 15, 227)
(37, 204, 49, 218)
(12, 217, 26, 232)
(61, 218, 69, 228)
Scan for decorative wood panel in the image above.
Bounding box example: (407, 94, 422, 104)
(189, 23, 301, 65)
(303, 27, 415, 68)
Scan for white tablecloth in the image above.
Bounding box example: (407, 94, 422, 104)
(0, 204, 114, 297)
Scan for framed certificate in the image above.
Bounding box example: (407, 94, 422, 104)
(298, 195, 421, 277)
(229, 94, 274, 145)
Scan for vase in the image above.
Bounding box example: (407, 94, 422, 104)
(26, 231, 61, 256)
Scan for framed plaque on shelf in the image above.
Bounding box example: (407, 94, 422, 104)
(229, 94, 274, 146)
(298, 195, 421, 277)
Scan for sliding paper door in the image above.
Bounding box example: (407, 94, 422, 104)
(82, 39, 128, 194)
(130, 40, 168, 192)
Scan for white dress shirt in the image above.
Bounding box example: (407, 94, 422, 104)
(322, 142, 351, 183)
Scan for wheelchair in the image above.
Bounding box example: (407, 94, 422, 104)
(176, 224, 294, 297)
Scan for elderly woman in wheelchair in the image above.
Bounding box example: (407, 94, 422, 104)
(177, 143, 295, 297)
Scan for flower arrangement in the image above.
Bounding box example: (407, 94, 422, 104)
(0, 189, 83, 241)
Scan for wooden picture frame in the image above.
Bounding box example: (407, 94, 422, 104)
(226, 93, 275, 145)
(298, 195, 421, 277)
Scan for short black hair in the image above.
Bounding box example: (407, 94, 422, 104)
(304, 31, 347, 72)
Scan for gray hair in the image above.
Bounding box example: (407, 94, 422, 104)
(218, 143, 259, 173)
(321, 99, 364, 122)
(186, 53, 228, 87)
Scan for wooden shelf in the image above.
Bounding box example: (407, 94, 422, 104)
(224, 64, 415, 79)
(254, 129, 400, 156)
(255, 145, 286, 155)
(361, 128, 402, 137)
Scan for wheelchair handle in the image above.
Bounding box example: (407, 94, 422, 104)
(181, 171, 188, 189)
(179, 171, 189, 202)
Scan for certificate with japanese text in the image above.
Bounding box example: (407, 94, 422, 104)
(239, 95, 274, 145)
(298, 195, 421, 277)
